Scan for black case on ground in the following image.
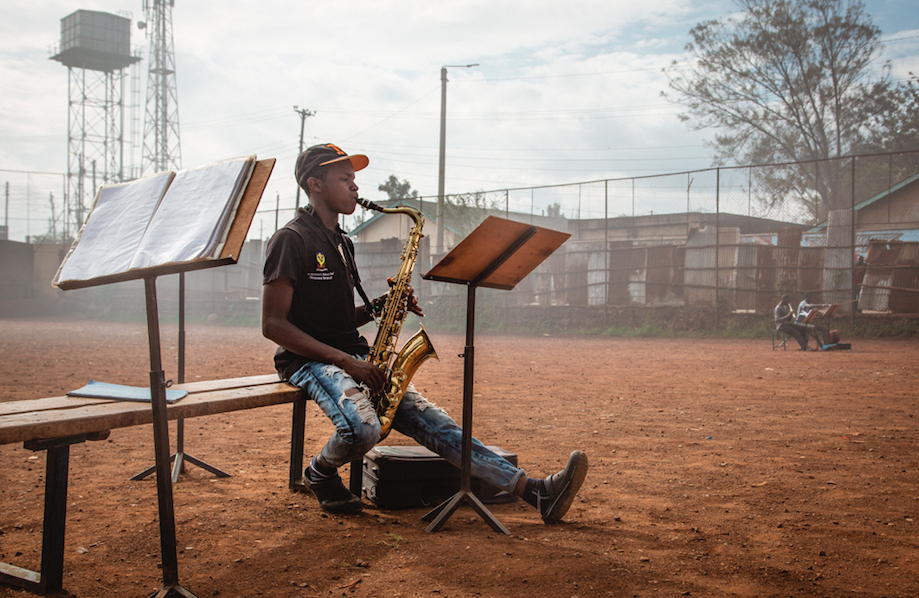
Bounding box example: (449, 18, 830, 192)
(361, 445, 518, 509)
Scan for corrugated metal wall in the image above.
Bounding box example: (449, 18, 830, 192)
(861, 241, 919, 313)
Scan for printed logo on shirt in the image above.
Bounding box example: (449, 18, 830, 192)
(309, 251, 334, 281)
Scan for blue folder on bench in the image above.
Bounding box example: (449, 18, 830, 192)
(67, 380, 188, 404)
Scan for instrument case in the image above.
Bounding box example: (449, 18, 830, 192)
(361, 445, 517, 509)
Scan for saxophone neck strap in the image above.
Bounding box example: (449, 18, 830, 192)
(338, 231, 376, 318)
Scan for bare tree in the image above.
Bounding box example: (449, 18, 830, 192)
(664, 0, 905, 221)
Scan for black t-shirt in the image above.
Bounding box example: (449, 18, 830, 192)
(263, 206, 369, 380)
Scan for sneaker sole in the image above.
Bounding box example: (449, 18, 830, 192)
(543, 451, 588, 523)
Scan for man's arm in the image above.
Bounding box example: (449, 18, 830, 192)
(261, 277, 385, 393)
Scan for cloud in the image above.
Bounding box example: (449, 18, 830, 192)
(2, 0, 917, 241)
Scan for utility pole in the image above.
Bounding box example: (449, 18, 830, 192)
(293, 106, 315, 210)
(436, 64, 477, 254)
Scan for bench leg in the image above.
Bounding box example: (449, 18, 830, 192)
(349, 459, 363, 497)
(287, 397, 362, 497)
(0, 435, 85, 595)
(289, 398, 307, 492)
(38, 444, 69, 594)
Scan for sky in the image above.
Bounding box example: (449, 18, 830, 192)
(1, 0, 918, 242)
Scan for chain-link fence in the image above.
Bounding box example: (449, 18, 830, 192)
(0, 170, 67, 243)
(380, 150, 919, 325)
(4, 150, 919, 326)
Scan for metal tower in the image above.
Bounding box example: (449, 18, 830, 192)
(51, 10, 140, 237)
(141, 0, 181, 175)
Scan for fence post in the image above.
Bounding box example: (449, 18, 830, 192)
(504, 189, 509, 331)
(604, 179, 609, 328)
(815, 159, 820, 224)
(715, 168, 721, 331)
(851, 157, 856, 324)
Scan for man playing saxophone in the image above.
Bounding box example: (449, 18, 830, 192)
(262, 143, 587, 521)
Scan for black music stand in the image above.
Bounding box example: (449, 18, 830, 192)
(130, 272, 231, 483)
(52, 158, 273, 598)
(420, 216, 569, 534)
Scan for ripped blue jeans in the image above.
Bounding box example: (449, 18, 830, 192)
(288, 357, 526, 494)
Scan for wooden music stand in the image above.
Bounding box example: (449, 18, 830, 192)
(54, 158, 274, 598)
(420, 216, 569, 534)
(801, 303, 839, 323)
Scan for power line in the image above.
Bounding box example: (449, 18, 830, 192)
(0, 168, 65, 176)
(342, 84, 441, 142)
(882, 33, 919, 43)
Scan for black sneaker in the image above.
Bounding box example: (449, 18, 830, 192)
(540, 450, 588, 523)
(303, 468, 363, 514)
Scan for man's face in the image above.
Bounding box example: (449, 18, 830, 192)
(312, 161, 358, 215)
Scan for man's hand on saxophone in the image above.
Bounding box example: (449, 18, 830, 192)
(405, 285, 424, 317)
(383, 277, 424, 317)
(339, 355, 385, 396)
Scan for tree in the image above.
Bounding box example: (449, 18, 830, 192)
(546, 202, 565, 218)
(444, 191, 501, 238)
(378, 175, 419, 201)
(864, 72, 919, 153)
(664, 0, 912, 220)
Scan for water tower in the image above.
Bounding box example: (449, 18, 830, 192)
(51, 10, 140, 236)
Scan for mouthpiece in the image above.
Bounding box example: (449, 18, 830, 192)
(355, 197, 385, 212)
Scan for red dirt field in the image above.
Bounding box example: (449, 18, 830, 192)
(1, 318, 918, 598)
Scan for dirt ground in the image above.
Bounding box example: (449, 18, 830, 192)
(1, 318, 918, 598)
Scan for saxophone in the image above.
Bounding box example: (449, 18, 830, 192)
(356, 197, 439, 440)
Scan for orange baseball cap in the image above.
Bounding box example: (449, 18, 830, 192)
(295, 143, 368, 189)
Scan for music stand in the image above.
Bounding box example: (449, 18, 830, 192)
(54, 158, 274, 598)
(130, 272, 231, 483)
(420, 216, 569, 534)
(801, 304, 839, 324)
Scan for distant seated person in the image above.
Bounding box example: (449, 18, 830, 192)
(774, 294, 809, 351)
(795, 292, 830, 348)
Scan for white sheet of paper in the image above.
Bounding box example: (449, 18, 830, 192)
(54, 172, 174, 284)
(129, 156, 256, 269)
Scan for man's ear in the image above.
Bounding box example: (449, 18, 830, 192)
(307, 175, 324, 195)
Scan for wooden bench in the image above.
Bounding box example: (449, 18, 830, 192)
(0, 374, 310, 595)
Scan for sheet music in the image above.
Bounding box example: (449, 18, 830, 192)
(129, 155, 256, 269)
(54, 172, 175, 284)
(67, 380, 188, 403)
